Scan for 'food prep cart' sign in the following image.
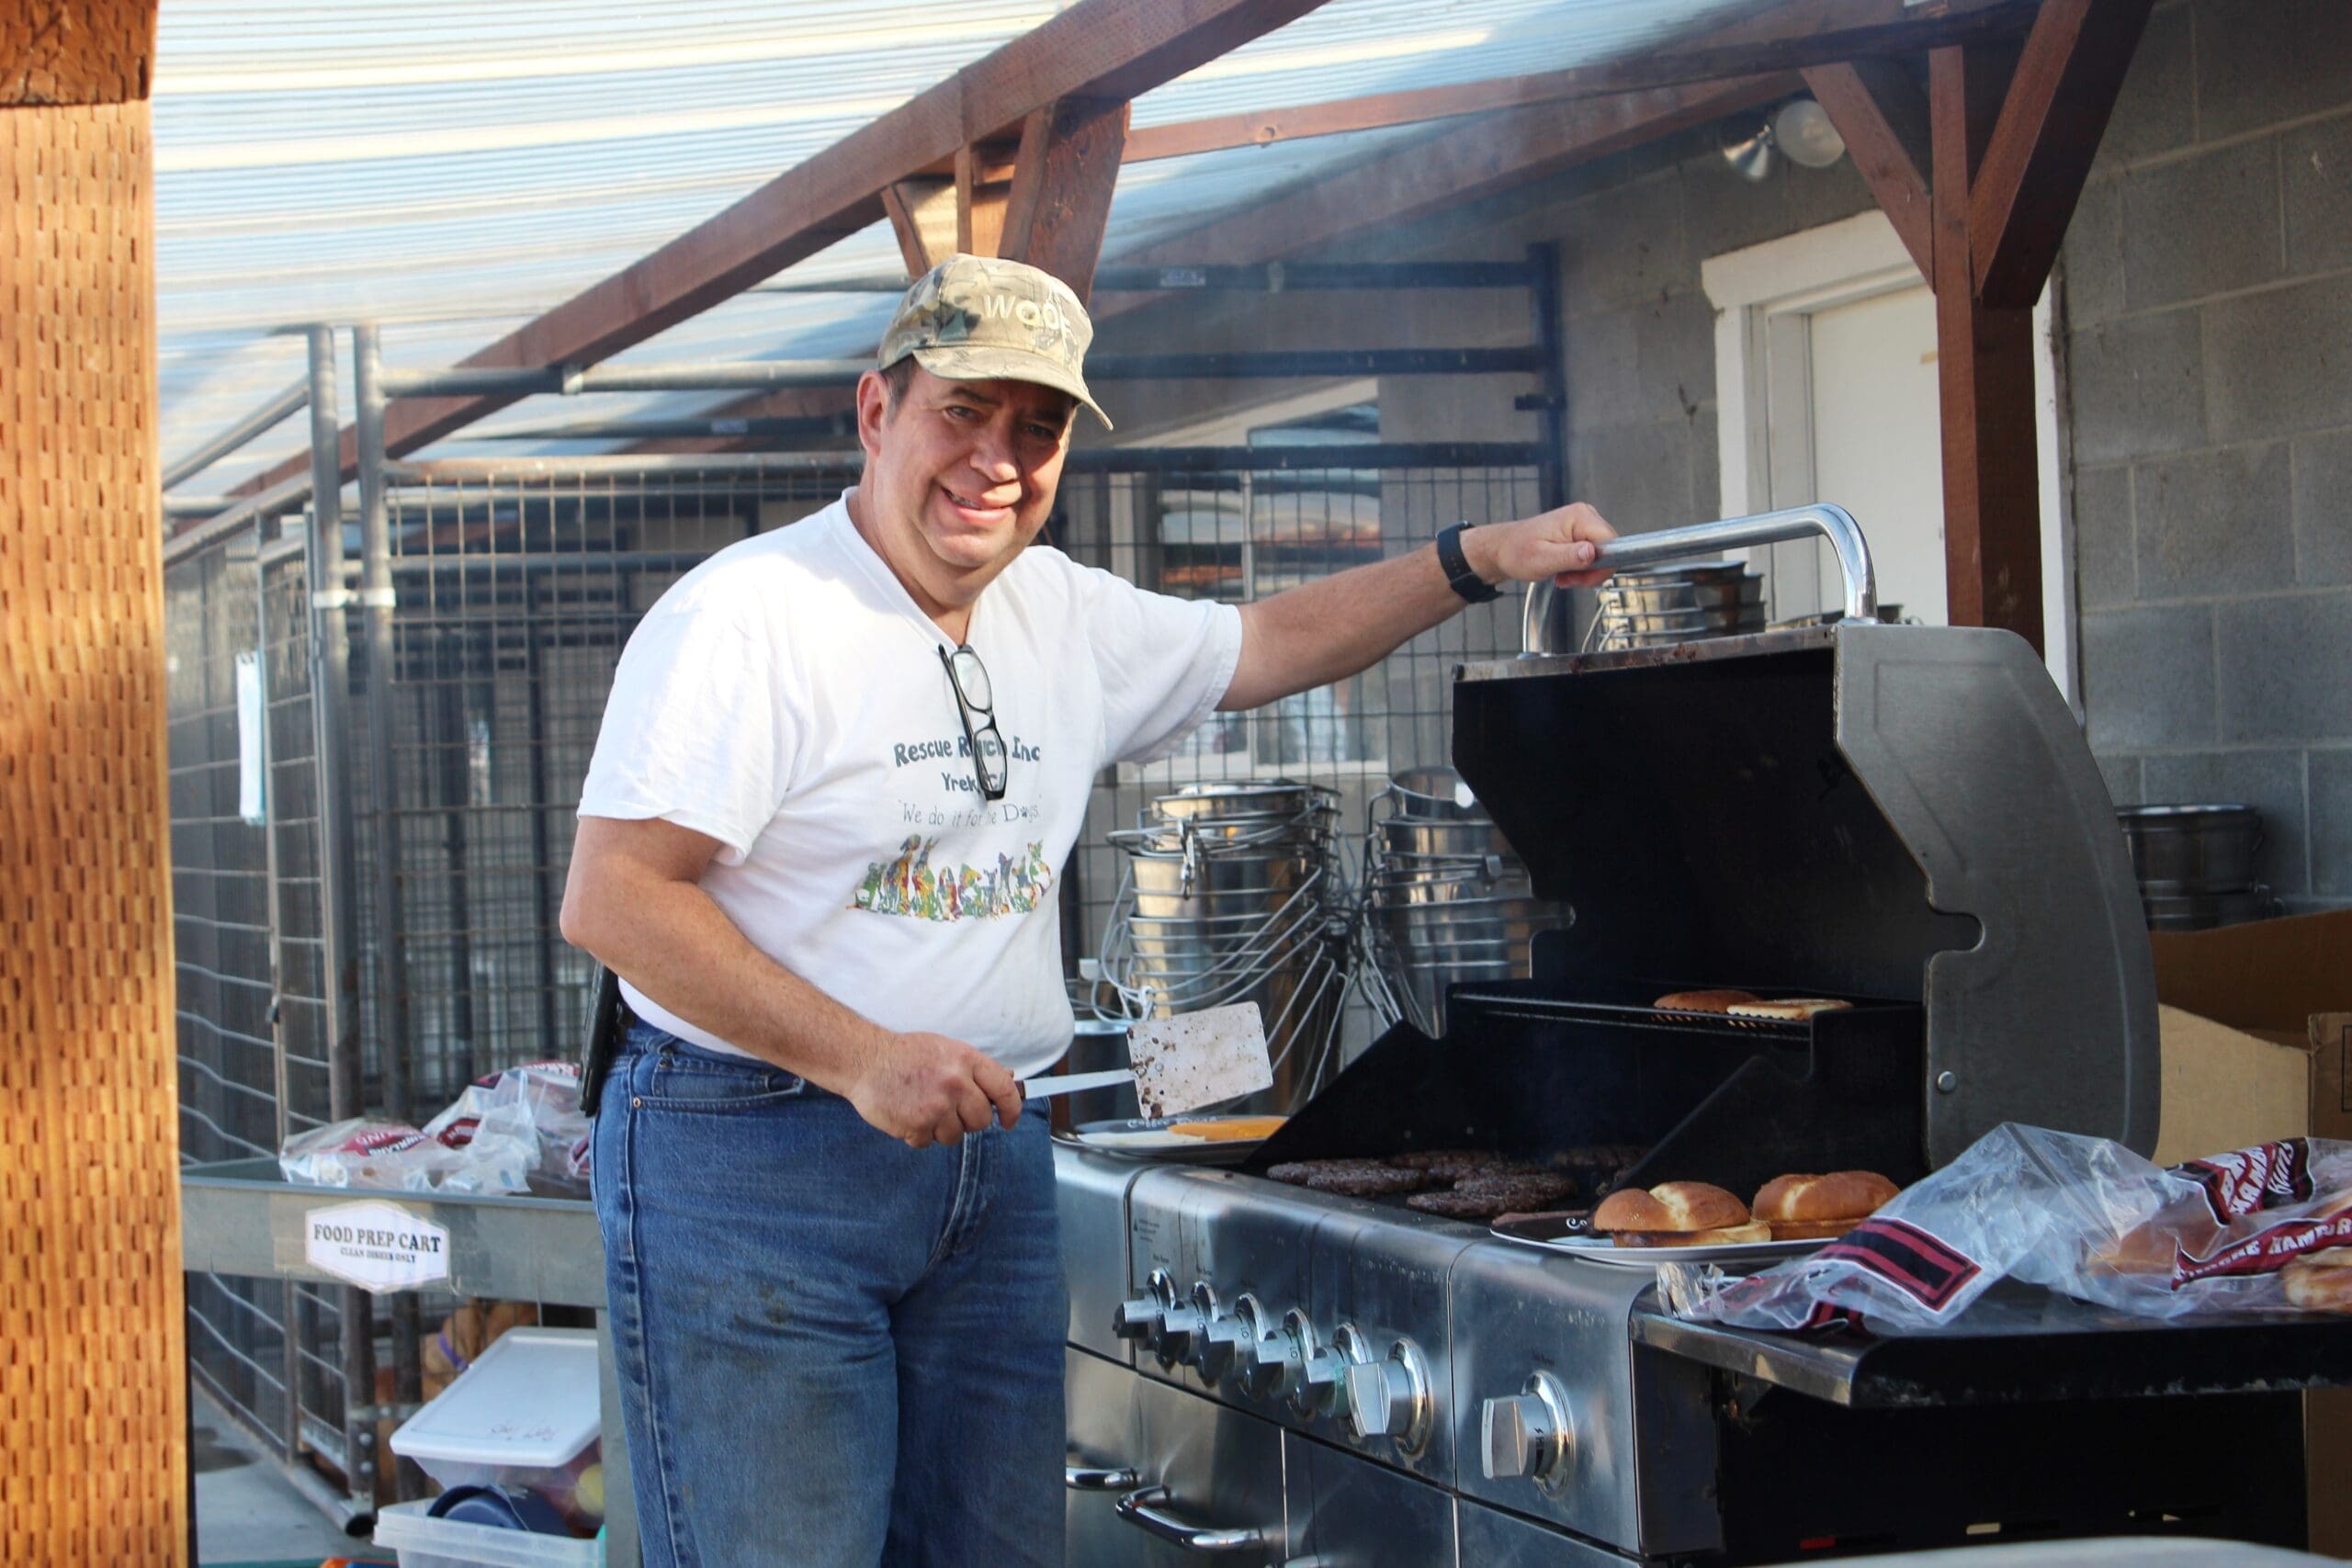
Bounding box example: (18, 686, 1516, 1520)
(303, 1200, 451, 1293)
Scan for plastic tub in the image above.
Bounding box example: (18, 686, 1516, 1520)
(372, 1499, 602, 1568)
(391, 1326, 604, 1528)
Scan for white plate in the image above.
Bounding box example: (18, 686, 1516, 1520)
(1057, 1117, 1276, 1166)
(1492, 1230, 1825, 1269)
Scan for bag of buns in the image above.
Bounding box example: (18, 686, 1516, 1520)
(1667, 1124, 2352, 1333)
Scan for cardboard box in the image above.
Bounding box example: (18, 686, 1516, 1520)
(2150, 908, 2352, 1558)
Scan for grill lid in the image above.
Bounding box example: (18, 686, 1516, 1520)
(1455, 515, 2155, 1168)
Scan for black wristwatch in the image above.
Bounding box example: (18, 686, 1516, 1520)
(1436, 520, 1500, 604)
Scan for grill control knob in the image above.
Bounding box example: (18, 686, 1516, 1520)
(1184, 1283, 1250, 1382)
(1236, 1302, 1304, 1401)
(1114, 1269, 1184, 1359)
(1482, 1371, 1574, 1493)
(1295, 1318, 1369, 1420)
(1111, 1295, 1161, 1344)
(1342, 1338, 1434, 1456)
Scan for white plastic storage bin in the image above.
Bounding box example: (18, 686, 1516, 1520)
(391, 1325, 605, 1527)
(373, 1499, 602, 1568)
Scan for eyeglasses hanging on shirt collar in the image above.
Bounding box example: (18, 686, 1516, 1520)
(938, 644, 1009, 802)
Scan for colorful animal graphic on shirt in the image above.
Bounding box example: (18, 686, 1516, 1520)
(852, 836, 1054, 921)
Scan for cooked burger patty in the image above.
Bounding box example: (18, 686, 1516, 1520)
(1453, 1169, 1577, 1207)
(1264, 1159, 1430, 1197)
(1385, 1148, 1504, 1181)
(1405, 1188, 1523, 1220)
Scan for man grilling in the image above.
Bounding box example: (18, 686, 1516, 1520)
(559, 253, 1614, 1566)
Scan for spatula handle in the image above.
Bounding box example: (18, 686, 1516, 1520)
(1021, 1068, 1134, 1099)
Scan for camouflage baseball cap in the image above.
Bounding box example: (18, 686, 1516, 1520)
(876, 253, 1112, 429)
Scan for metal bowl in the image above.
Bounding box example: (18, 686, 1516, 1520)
(1386, 767, 1484, 819)
(1149, 782, 1328, 824)
(1596, 578, 1764, 614)
(2141, 883, 2281, 931)
(1379, 817, 1519, 860)
(2118, 804, 2262, 893)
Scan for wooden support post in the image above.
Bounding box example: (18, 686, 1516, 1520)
(1932, 41, 2044, 647)
(3, 5, 191, 1559)
(1916, 0, 2146, 649)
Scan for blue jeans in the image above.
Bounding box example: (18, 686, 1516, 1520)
(593, 1024, 1066, 1567)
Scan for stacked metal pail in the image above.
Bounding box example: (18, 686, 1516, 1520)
(1360, 768, 1569, 1036)
(1097, 782, 1350, 1109)
(1589, 559, 1767, 649)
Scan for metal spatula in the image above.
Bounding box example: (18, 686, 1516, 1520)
(1023, 1002, 1273, 1120)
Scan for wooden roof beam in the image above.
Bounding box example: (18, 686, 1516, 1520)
(1114, 0, 2037, 164)
(1112, 73, 1799, 282)
(1970, 0, 2156, 306)
(1804, 58, 1935, 277)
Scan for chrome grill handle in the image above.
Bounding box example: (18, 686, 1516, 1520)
(1066, 1463, 1142, 1492)
(1521, 503, 1878, 654)
(1114, 1486, 1269, 1552)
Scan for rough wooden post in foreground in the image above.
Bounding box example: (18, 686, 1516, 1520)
(1, 1, 188, 1561)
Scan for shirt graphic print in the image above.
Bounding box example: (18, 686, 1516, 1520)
(852, 836, 1053, 922)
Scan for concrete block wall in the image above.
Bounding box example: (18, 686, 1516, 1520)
(2062, 0, 2352, 909)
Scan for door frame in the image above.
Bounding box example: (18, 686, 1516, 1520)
(1700, 209, 2078, 704)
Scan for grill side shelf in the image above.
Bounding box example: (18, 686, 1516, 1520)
(1628, 1280, 2352, 1408)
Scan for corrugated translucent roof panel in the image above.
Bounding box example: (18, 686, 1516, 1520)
(155, 0, 1775, 492)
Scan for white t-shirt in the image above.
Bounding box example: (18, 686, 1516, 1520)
(576, 493, 1243, 1079)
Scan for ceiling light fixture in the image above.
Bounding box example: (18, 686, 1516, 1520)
(1719, 96, 1849, 183)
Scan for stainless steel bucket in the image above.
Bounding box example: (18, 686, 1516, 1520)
(2118, 804, 2263, 893)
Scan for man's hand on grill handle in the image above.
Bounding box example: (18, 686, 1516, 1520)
(1219, 500, 1621, 711)
(849, 1032, 1025, 1149)
(1462, 502, 1618, 591)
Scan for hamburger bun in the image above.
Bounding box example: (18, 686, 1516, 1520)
(1653, 989, 1759, 1013)
(1593, 1181, 1762, 1247)
(1753, 1171, 1899, 1230)
(2283, 1258, 2352, 1314)
(1726, 998, 1853, 1020)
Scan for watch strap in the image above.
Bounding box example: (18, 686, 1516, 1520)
(1436, 521, 1501, 604)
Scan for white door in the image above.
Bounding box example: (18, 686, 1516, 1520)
(1702, 210, 2076, 699)
(1805, 284, 1945, 625)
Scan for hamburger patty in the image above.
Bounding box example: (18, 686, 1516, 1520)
(1264, 1158, 1430, 1197)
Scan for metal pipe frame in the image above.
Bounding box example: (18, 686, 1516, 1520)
(310, 324, 378, 1508)
(378, 346, 1544, 400)
(468, 413, 856, 443)
(248, 513, 307, 1472)
(754, 260, 1543, 294)
(355, 324, 432, 1495)
(164, 376, 310, 491)
(383, 442, 1538, 484)
(161, 474, 313, 566)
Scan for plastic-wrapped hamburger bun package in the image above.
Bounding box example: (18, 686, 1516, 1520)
(1668, 1126, 2352, 1333)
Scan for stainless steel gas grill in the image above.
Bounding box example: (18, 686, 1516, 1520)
(1054, 508, 2342, 1566)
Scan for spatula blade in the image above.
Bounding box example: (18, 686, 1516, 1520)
(1125, 1002, 1272, 1121)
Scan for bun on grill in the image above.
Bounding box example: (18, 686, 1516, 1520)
(1592, 1180, 1749, 1238)
(1653, 989, 1758, 1013)
(1726, 998, 1852, 1020)
(1752, 1171, 1898, 1236)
